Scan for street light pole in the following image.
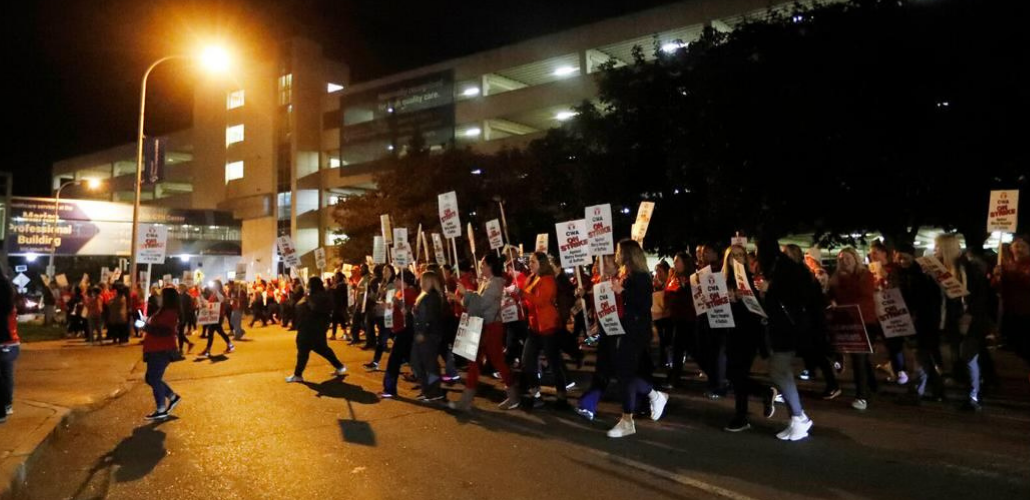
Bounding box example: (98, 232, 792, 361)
(130, 56, 185, 298)
(48, 179, 100, 277)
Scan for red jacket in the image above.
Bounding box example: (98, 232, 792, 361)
(143, 309, 179, 353)
(2, 310, 19, 345)
(391, 287, 419, 333)
(830, 270, 878, 326)
(522, 275, 560, 335)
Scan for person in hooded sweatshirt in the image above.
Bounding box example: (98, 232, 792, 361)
(286, 277, 348, 383)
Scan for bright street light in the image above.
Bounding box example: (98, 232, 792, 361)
(130, 45, 234, 299)
(48, 178, 102, 276)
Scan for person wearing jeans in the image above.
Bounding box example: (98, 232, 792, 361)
(141, 287, 185, 421)
(1, 284, 19, 422)
(519, 252, 568, 409)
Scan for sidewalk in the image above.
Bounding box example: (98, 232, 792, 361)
(0, 338, 142, 499)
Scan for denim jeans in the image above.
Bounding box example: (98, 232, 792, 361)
(230, 310, 244, 338)
(144, 351, 174, 411)
(769, 351, 804, 417)
(1, 344, 20, 413)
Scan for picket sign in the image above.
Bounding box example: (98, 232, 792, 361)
(453, 313, 485, 362)
(136, 224, 169, 264)
(315, 247, 327, 271)
(689, 273, 708, 315)
(631, 201, 655, 244)
(593, 280, 625, 335)
(875, 288, 917, 338)
(372, 236, 387, 264)
(432, 233, 447, 266)
(381, 215, 394, 245)
(585, 203, 615, 257)
(699, 266, 734, 328)
(988, 190, 1019, 267)
(732, 260, 766, 318)
(55, 274, 69, 288)
(916, 256, 969, 299)
(501, 291, 520, 324)
(535, 233, 549, 254)
(486, 219, 504, 251)
(277, 236, 302, 268)
(438, 192, 462, 239)
(197, 301, 221, 325)
(826, 305, 873, 353)
(554, 219, 591, 268)
(467, 222, 479, 278)
(384, 292, 395, 329)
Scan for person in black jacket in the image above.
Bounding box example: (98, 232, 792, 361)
(757, 236, 815, 442)
(411, 271, 445, 401)
(891, 243, 945, 401)
(286, 277, 347, 383)
(607, 239, 669, 438)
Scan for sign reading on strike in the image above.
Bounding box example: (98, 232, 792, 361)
(826, 305, 873, 353)
(277, 235, 302, 268)
(486, 219, 504, 250)
(381, 215, 394, 244)
(875, 288, 917, 338)
(555, 219, 590, 268)
(431, 233, 447, 265)
(916, 256, 969, 299)
(699, 266, 735, 329)
(593, 280, 626, 336)
(585, 204, 615, 256)
(987, 190, 1019, 233)
(438, 191, 462, 239)
(689, 273, 708, 315)
(453, 313, 484, 362)
(535, 233, 549, 254)
(732, 259, 766, 318)
(136, 224, 168, 264)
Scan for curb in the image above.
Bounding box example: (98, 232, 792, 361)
(0, 401, 72, 500)
(0, 359, 141, 500)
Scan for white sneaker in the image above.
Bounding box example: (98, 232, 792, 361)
(786, 415, 813, 441)
(896, 370, 909, 385)
(607, 417, 636, 438)
(649, 391, 669, 421)
(285, 375, 304, 383)
(852, 398, 868, 411)
(334, 366, 348, 377)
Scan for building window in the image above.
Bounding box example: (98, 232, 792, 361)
(278, 74, 293, 106)
(226, 125, 245, 146)
(225, 161, 244, 183)
(227, 90, 245, 109)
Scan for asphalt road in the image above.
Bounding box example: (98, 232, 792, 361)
(14, 323, 1030, 500)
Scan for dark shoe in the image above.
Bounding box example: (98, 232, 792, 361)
(820, 387, 842, 400)
(167, 394, 183, 413)
(724, 416, 751, 432)
(144, 410, 170, 421)
(960, 399, 982, 412)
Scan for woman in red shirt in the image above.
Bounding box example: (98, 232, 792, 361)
(141, 287, 184, 421)
(519, 252, 569, 408)
(380, 270, 419, 399)
(828, 247, 879, 411)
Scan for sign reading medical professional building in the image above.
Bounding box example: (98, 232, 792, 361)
(486, 219, 504, 250)
(555, 219, 590, 268)
(585, 204, 614, 256)
(277, 236, 302, 268)
(593, 281, 626, 336)
(5, 197, 240, 257)
(987, 190, 1019, 233)
(135, 223, 168, 264)
(438, 191, 462, 239)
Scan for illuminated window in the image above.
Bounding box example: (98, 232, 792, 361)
(226, 125, 244, 146)
(225, 161, 244, 183)
(278, 74, 293, 106)
(227, 90, 245, 109)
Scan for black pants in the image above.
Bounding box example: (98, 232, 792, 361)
(350, 310, 365, 343)
(249, 305, 268, 327)
(383, 328, 413, 395)
(204, 322, 232, 352)
(668, 319, 697, 386)
(330, 311, 348, 339)
(726, 329, 767, 417)
(363, 311, 378, 347)
(521, 331, 568, 395)
(176, 323, 192, 352)
(698, 325, 727, 391)
(372, 318, 391, 364)
(916, 326, 945, 397)
(655, 318, 675, 367)
(413, 333, 443, 396)
(295, 336, 343, 377)
(505, 320, 528, 367)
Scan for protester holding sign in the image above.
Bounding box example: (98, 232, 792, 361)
(993, 236, 1030, 369)
(869, 242, 911, 386)
(364, 265, 395, 371)
(935, 234, 991, 412)
(197, 281, 235, 358)
(411, 271, 446, 402)
(576, 254, 624, 421)
(379, 271, 418, 399)
(606, 240, 668, 438)
(449, 254, 519, 411)
(722, 245, 778, 432)
(756, 236, 815, 442)
(828, 248, 879, 411)
(664, 252, 699, 389)
(140, 287, 184, 421)
(891, 243, 945, 401)
(519, 252, 569, 409)
(285, 277, 348, 383)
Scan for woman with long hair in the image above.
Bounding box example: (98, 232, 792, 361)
(197, 281, 235, 358)
(664, 251, 698, 389)
(607, 240, 669, 438)
(364, 265, 395, 371)
(519, 252, 570, 408)
(936, 234, 990, 411)
(286, 277, 348, 383)
(141, 287, 185, 421)
(576, 254, 620, 421)
(411, 271, 446, 402)
(721, 245, 778, 432)
(379, 270, 419, 399)
(828, 248, 879, 411)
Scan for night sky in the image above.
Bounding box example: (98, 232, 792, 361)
(2, 0, 680, 197)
